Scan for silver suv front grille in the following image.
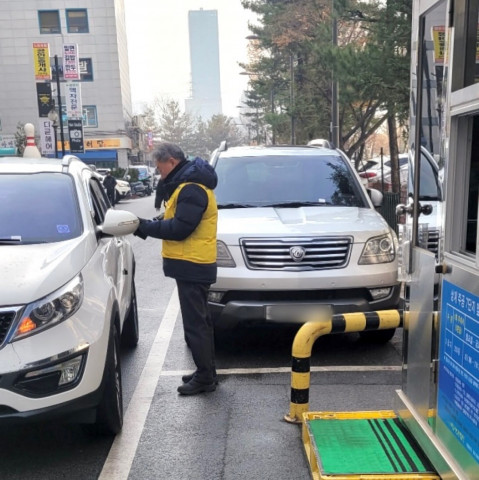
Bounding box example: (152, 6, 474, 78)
(241, 237, 352, 271)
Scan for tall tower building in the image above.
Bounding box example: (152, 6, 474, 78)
(185, 9, 222, 120)
(0, 0, 133, 167)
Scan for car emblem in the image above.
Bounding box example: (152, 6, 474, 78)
(289, 246, 306, 262)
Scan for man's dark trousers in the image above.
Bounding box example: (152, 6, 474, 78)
(176, 280, 216, 384)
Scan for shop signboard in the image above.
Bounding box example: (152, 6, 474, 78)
(68, 119, 84, 153)
(438, 279, 479, 463)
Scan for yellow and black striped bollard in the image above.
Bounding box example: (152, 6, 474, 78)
(284, 310, 404, 424)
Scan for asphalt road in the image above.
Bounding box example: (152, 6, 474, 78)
(0, 195, 404, 480)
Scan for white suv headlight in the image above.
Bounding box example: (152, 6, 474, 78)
(358, 233, 395, 264)
(217, 240, 236, 267)
(13, 275, 84, 341)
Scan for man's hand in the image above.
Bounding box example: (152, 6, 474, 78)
(133, 218, 150, 240)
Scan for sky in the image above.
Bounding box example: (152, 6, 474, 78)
(123, 0, 258, 118)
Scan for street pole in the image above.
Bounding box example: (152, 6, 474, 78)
(290, 54, 296, 145)
(331, 12, 340, 148)
(53, 122, 58, 158)
(271, 89, 276, 145)
(54, 55, 66, 156)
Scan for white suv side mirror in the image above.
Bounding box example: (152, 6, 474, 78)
(101, 209, 139, 236)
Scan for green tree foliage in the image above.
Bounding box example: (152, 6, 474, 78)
(14, 122, 26, 156)
(156, 99, 197, 148)
(241, 0, 411, 170)
(141, 99, 245, 160)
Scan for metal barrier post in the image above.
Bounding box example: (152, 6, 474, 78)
(284, 309, 404, 424)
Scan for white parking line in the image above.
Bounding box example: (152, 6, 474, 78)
(100, 290, 400, 479)
(99, 288, 180, 480)
(160, 365, 401, 376)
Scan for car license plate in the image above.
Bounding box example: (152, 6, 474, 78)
(265, 304, 332, 322)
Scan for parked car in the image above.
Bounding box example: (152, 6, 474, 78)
(88, 166, 131, 203)
(0, 155, 140, 434)
(124, 165, 154, 196)
(383, 147, 442, 251)
(130, 180, 148, 196)
(209, 144, 401, 343)
(307, 138, 333, 148)
(395, 147, 444, 294)
(359, 154, 409, 188)
(113, 178, 132, 202)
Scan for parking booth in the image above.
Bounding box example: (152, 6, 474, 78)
(295, 0, 479, 478)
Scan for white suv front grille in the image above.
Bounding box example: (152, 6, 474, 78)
(0, 308, 18, 347)
(241, 237, 352, 271)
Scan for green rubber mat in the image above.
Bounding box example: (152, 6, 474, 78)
(307, 415, 436, 475)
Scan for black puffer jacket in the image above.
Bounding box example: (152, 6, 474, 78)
(137, 157, 218, 284)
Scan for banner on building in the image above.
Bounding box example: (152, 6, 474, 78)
(68, 119, 84, 153)
(39, 120, 55, 155)
(432, 26, 445, 64)
(84, 138, 121, 149)
(0, 135, 16, 156)
(36, 82, 52, 117)
(65, 82, 82, 118)
(33, 43, 51, 80)
(63, 44, 80, 80)
(0, 135, 15, 149)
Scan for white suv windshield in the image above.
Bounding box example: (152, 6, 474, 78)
(0, 173, 82, 244)
(214, 154, 367, 208)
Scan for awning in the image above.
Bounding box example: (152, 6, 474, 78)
(0, 148, 17, 156)
(71, 150, 118, 162)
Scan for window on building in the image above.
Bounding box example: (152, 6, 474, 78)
(66, 9, 89, 33)
(59, 105, 97, 128)
(83, 106, 98, 128)
(39, 10, 61, 34)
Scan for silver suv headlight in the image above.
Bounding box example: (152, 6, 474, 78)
(358, 233, 395, 264)
(13, 275, 84, 341)
(217, 240, 236, 267)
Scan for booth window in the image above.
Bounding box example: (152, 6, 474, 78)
(464, 116, 479, 254)
(451, 0, 479, 89)
(66, 9, 89, 33)
(39, 10, 61, 34)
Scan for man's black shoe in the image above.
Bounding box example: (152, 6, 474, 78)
(177, 379, 216, 395)
(182, 373, 219, 385)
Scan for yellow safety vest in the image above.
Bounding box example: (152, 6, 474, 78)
(162, 182, 217, 264)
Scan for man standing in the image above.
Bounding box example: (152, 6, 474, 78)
(134, 142, 218, 395)
(103, 171, 117, 206)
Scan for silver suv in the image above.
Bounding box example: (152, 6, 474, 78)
(209, 145, 400, 342)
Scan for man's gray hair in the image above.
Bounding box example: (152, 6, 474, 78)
(153, 142, 186, 163)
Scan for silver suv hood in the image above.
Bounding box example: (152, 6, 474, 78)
(218, 206, 390, 242)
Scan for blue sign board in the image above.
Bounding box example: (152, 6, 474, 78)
(438, 280, 479, 462)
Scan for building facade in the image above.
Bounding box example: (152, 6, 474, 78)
(185, 9, 222, 120)
(0, 0, 134, 168)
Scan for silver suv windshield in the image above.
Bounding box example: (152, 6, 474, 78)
(0, 173, 82, 244)
(214, 154, 367, 208)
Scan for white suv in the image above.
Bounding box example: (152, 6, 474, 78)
(209, 145, 400, 342)
(0, 155, 139, 434)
